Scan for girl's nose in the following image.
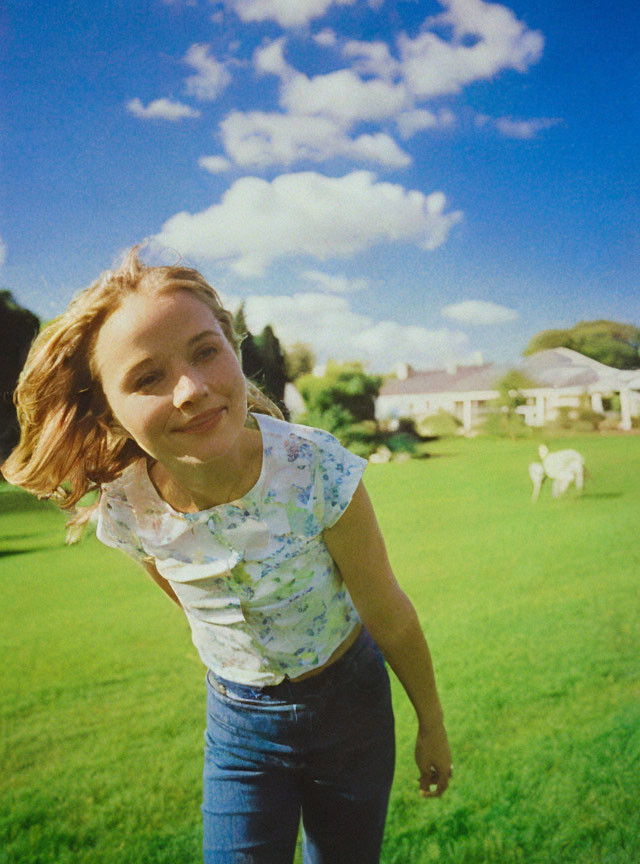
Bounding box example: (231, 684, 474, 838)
(173, 371, 208, 408)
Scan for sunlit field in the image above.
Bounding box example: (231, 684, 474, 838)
(2, 434, 638, 863)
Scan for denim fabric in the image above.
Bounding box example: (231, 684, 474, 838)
(202, 628, 395, 864)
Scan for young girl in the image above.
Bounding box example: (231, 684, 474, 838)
(3, 249, 452, 863)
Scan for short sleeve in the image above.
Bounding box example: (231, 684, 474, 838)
(96, 489, 147, 564)
(308, 428, 367, 530)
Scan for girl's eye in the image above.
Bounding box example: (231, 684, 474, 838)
(135, 371, 162, 390)
(195, 346, 217, 362)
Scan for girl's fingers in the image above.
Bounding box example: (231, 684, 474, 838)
(419, 764, 453, 797)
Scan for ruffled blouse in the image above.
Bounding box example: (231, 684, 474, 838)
(96, 413, 367, 685)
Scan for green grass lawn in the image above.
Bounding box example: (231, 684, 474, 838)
(1, 434, 639, 863)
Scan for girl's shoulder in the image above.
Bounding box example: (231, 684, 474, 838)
(254, 413, 361, 471)
(254, 414, 367, 529)
(99, 459, 160, 517)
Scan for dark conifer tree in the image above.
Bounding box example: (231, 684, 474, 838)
(0, 291, 40, 459)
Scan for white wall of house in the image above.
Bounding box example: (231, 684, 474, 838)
(377, 384, 640, 432)
(376, 390, 498, 430)
(377, 350, 640, 433)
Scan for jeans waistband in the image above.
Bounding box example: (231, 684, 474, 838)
(207, 625, 372, 703)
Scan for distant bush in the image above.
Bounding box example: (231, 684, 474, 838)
(549, 407, 575, 430)
(297, 362, 381, 426)
(386, 433, 418, 455)
(545, 406, 605, 434)
(395, 416, 419, 436)
(598, 413, 640, 432)
(575, 408, 605, 431)
(597, 415, 621, 432)
(482, 411, 532, 439)
(343, 438, 377, 459)
(339, 420, 379, 458)
(416, 411, 462, 439)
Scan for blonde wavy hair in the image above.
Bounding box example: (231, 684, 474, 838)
(1, 248, 283, 517)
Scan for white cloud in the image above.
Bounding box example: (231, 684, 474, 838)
(282, 68, 408, 125)
(0, 236, 6, 267)
(350, 319, 472, 371)
(242, 2, 544, 170)
(255, 40, 408, 125)
(313, 28, 338, 48)
(126, 97, 200, 121)
(494, 115, 561, 139)
(233, 291, 472, 372)
(254, 37, 292, 78)
(348, 132, 411, 167)
(184, 43, 231, 101)
(343, 39, 399, 80)
(153, 170, 462, 276)
(198, 155, 233, 173)
(223, 0, 357, 28)
(441, 299, 519, 325)
(396, 108, 456, 139)
(220, 110, 410, 168)
(300, 269, 369, 293)
(399, 0, 544, 99)
(222, 111, 336, 167)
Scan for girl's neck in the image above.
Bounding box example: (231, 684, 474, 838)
(148, 425, 263, 512)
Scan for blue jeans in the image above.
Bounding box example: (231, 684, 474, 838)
(202, 628, 396, 863)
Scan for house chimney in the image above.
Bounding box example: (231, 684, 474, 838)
(395, 362, 413, 380)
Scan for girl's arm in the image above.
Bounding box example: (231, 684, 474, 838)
(141, 557, 183, 607)
(323, 480, 452, 797)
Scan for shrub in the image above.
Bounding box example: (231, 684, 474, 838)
(345, 439, 378, 459)
(297, 362, 381, 425)
(577, 408, 605, 429)
(416, 411, 462, 439)
(545, 406, 605, 434)
(386, 433, 418, 455)
(482, 411, 532, 439)
(395, 416, 419, 435)
(549, 406, 575, 430)
(339, 421, 380, 458)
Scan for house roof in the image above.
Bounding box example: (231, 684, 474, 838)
(380, 363, 509, 395)
(379, 348, 637, 397)
(521, 348, 631, 389)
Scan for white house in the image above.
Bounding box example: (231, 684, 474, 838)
(376, 348, 640, 433)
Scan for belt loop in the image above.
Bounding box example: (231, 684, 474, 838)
(207, 670, 227, 696)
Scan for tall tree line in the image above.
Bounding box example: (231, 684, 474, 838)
(233, 305, 289, 415)
(0, 291, 40, 460)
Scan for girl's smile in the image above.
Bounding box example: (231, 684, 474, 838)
(176, 406, 228, 435)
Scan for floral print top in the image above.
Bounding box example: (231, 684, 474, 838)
(96, 413, 367, 685)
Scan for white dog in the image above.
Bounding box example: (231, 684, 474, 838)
(529, 445, 586, 501)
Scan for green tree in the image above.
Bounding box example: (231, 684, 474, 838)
(232, 303, 249, 340)
(254, 325, 288, 407)
(233, 304, 265, 385)
(296, 362, 382, 456)
(232, 306, 289, 411)
(524, 320, 640, 369)
(484, 369, 536, 439)
(495, 369, 537, 411)
(0, 291, 40, 459)
(284, 342, 316, 381)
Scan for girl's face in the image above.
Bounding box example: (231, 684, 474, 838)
(93, 288, 248, 470)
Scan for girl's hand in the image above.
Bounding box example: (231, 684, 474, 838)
(415, 720, 452, 798)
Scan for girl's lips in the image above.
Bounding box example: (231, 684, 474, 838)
(178, 407, 226, 434)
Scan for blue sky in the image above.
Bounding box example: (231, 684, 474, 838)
(3, 0, 639, 372)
